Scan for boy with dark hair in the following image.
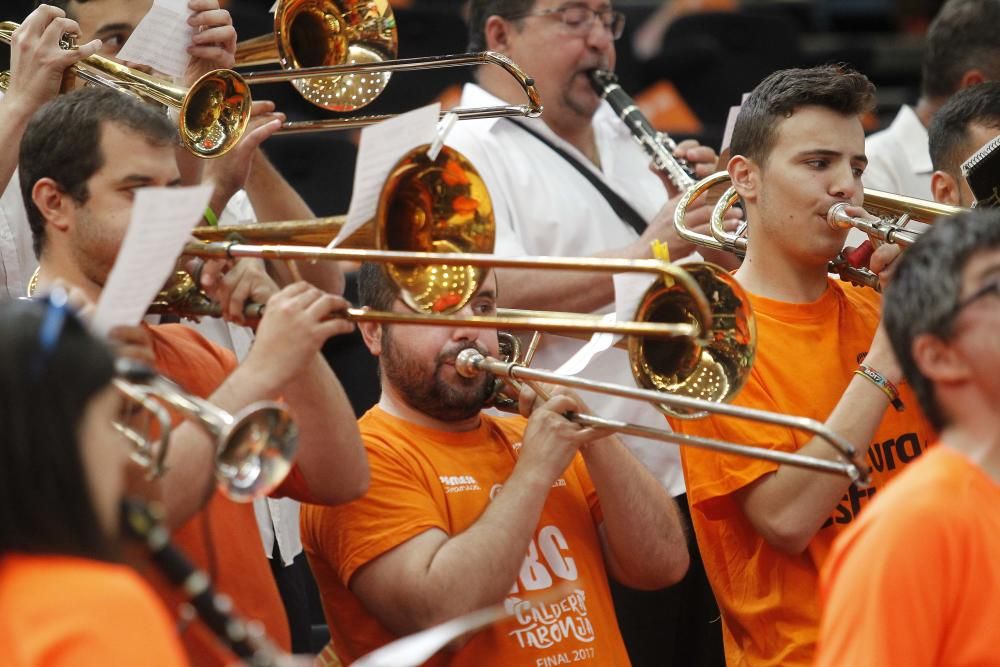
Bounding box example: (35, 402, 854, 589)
(818, 210, 1000, 665)
(928, 82, 1000, 206)
(670, 65, 937, 666)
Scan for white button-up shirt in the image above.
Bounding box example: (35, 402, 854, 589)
(445, 83, 691, 496)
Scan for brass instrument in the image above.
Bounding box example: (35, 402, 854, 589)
(235, 0, 397, 112)
(455, 349, 869, 486)
(244, 51, 542, 133)
(675, 170, 965, 289)
(114, 359, 297, 502)
(0, 21, 252, 158)
(232, 0, 541, 126)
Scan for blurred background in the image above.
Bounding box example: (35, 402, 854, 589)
(2, 0, 947, 216)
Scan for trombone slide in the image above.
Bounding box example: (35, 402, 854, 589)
(455, 350, 869, 486)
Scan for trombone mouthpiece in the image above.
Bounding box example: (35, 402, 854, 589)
(455, 349, 485, 378)
(827, 202, 853, 230)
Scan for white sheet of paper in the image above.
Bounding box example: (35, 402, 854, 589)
(720, 92, 751, 153)
(330, 103, 441, 248)
(554, 272, 656, 376)
(92, 185, 213, 335)
(554, 312, 617, 376)
(116, 0, 193, 79)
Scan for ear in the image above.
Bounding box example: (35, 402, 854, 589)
(31, 178, 74, 234)
(728, 154, 758, 202)
(357, 313, 383, 356)
(959, 68, 987, 90)
(930, 170, 961, 206)
(911, 332, 971, 385)
(484, 14, 515, 52)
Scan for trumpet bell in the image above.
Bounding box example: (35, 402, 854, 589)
(217, 402, 299, 502)
(272, 0, 397, 111)
(181, 69, 254, 157)
(376, 144, 495, 314)
(630, 263, 756, 418)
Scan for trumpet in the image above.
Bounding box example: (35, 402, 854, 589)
(0, 21, 252, 158)
(114, 359, 298, 502)
(456, 349, 869, 486)
(674, 171, 965, 289)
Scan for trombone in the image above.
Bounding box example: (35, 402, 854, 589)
(113, 359, 298, 502)
(242, 51, 542, 133)
(180, 142, 755, 409)
(455, 349, 870, 486)
(232, 0, 542, 126)
(0, 21, 252, 158)
(674, 170, 965, 289)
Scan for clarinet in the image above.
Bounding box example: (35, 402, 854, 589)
(121, 499, 290, 667)
(588, 69, 698, 190)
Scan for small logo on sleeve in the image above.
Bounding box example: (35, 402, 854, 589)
(439, 475, 481, 493)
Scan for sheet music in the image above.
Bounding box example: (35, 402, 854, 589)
(720, 93, 750, 154)
(116, 0, 193, 79)
(330, 103, 441, 248)
(92, 185, 213, 334)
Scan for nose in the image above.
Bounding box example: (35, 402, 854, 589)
(585, 15, 615, 51)
(829, 163, 859, 201)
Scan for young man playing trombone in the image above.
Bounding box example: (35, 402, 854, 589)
(18, 86, 370, 665)
(300, 262, 690, 666)
(670, 65, 938, 666)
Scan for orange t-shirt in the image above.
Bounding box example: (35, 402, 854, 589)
(817, 446, 1000, 667)
(145, 324, 313, 666)
(301, 406, 630, 667)
(0, 554, 188, 666)
(670, 279, 937, 666)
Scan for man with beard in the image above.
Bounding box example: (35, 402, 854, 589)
(300, 262, 690, 666)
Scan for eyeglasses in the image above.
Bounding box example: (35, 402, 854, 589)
(510, 4, 627, 40)
(31, 286, 70, 379)
(953, 281, 1000, 316)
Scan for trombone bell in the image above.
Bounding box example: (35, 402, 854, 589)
(376, 144, 495, 314)
(235, 0, 398, 111)
(630, 263, 755, 418)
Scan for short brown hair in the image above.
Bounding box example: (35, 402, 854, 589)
(730, 65, 876, 166)
(466, 0, 536, 51)
(19, 87, 175, 258)
(928, 82, 1000, 176)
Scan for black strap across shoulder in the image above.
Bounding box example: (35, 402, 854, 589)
(504, 119, 649, 236)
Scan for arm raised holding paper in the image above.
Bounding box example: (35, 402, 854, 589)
(21, 86, 367, 525)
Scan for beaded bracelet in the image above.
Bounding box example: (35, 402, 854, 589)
(854, 365, 904, 411)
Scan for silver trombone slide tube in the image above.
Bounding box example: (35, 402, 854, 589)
(455, 350, 870, 487)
